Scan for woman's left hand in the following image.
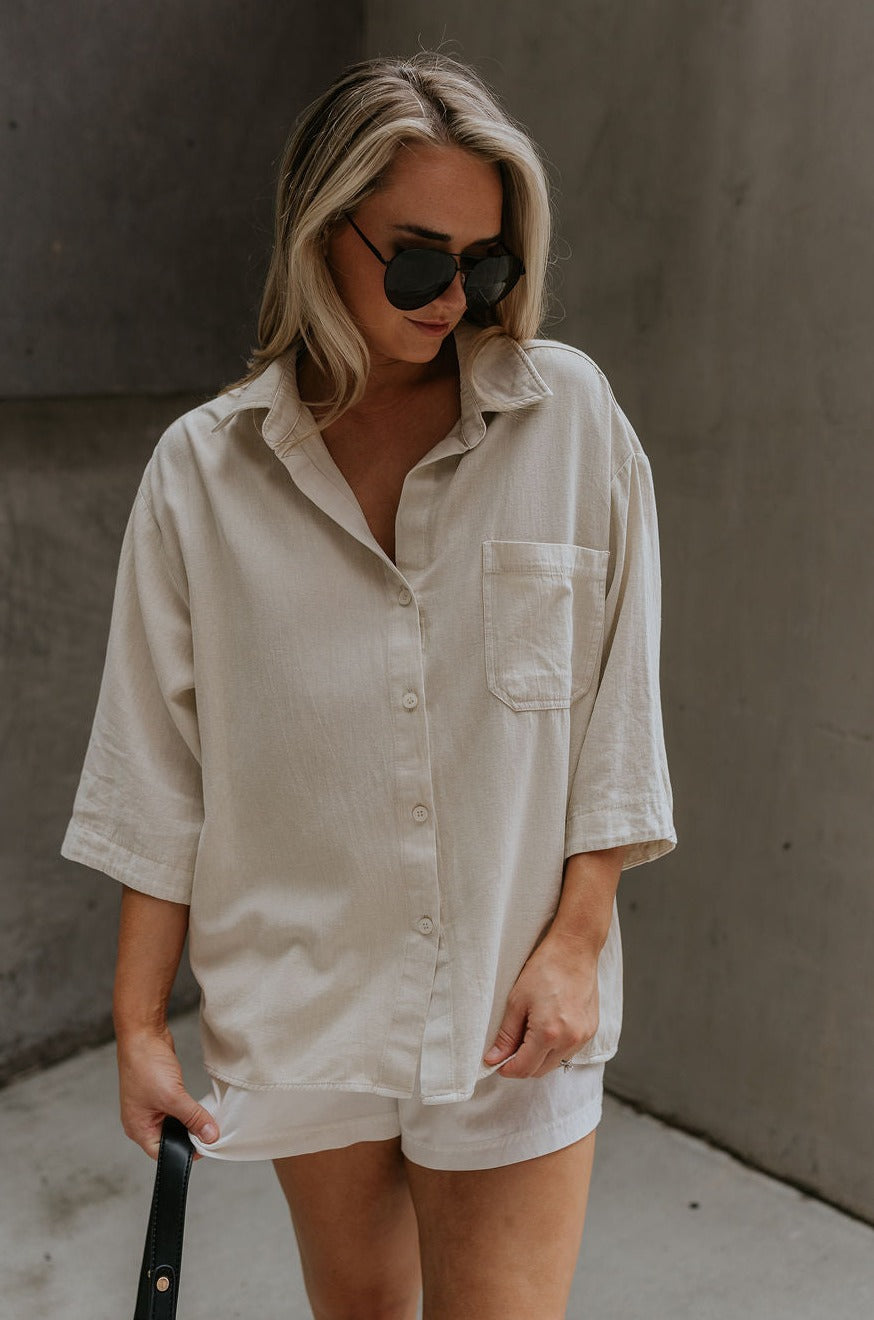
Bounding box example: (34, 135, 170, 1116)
(482, 929, 600, 1078)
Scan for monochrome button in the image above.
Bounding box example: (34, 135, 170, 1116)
(402, 691, 419, 710)
(411, 804, 429, 823)
(398, 588, 412, 605)
(416, 916, 435, 935)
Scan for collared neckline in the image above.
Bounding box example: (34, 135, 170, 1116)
(211, 317, 553, 455)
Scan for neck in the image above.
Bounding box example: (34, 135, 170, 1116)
(298, 334, 458, 420)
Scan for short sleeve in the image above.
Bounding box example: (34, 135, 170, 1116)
(60, 486, 203, 902)
(564, 422, 677, 869)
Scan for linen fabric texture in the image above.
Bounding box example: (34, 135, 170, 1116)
(187, 1058, 606, 1170)
(60, 318, 676, 1105)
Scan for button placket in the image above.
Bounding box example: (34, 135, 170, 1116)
(379, 562, 445, 1093)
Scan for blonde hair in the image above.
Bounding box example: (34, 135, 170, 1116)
(223, 50, 558, 436)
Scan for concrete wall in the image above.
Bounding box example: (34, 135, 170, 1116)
(364, 4, 874, 1219)
(0, 3, 362, 1079)
(4, 0, 873, 1224)
(2, 397, 204, 1076)
(1, 1, 359, 395)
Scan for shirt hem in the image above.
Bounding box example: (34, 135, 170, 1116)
(204, 1061, 419, 1100)
(203, 1061, 502, 1106)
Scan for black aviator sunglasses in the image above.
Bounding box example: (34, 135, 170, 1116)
(345, 215, 525, 313)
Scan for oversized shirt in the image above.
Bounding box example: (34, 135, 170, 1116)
(60, 317, 676, 1105)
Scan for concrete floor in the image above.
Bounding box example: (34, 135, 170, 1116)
(2, 1009, 873, 1319)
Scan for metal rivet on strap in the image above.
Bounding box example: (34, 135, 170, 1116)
(156, 1276, 170, 1293)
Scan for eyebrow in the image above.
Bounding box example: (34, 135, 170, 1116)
(391, 223, 502, 245)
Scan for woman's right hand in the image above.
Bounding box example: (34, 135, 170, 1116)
(116, 1024, 219, 1161)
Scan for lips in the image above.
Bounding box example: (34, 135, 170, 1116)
(407, 318, 452, 333)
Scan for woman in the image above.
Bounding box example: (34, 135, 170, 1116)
(62, 50, 675, 1319)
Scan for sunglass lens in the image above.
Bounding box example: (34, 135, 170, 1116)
(384, 250, 456, 311)
(464, 254, 522, 310)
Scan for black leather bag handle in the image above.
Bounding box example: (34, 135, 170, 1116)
(133, 1115, 195, 1319)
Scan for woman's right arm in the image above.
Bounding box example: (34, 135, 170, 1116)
(113, 884, 219, 1160)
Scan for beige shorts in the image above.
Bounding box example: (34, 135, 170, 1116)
(190, 1057, 604, 1171)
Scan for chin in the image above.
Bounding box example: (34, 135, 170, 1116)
(362, 320, 455, 366)
(395, 329, 451, 357)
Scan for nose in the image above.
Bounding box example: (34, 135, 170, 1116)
(424, 268, 468, 320)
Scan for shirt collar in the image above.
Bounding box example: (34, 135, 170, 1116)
(211, 317, 552, 454)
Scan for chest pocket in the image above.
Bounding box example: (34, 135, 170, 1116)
(482, 540, 609, 711)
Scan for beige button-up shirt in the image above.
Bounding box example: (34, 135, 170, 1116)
(60, 318, 676, 1104)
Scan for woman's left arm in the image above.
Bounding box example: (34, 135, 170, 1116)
(483, 399, 676, 1079)
(483, 845, 625, 1077)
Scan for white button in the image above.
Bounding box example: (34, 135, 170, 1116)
(411, 804, 429, 823)
(402, 691, 419, 710)
(416, 916, 434, 935)
(398, 588, 412, 605)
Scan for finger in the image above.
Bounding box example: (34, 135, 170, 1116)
(139, 1119, 164, 1162)
(139, 1126, 207, 1162)
(171, 1093, 220, 1146)
(497, 1026, 550, 1079)
(132, 1099, 218, 1162)
(483, 1001, 528, 1065)
(530, 1050, 572, 1079)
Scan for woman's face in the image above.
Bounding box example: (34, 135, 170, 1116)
(325, 143, 505, 375)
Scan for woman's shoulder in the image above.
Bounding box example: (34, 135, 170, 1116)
(520, 334, 616, 403)
(131, 390, 255, 533)
(149, 358, 284, 458)
(137, 397, 218, 493)
(143, 362, 284, 491)
(517, 334, 645, 471)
